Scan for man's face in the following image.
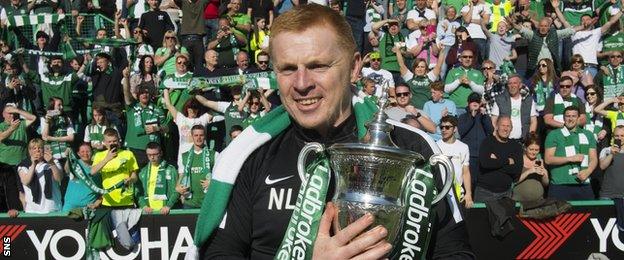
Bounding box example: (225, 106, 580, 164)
(468, 101, 480, 112)
(564, 110, 579, 129)
(230, 130, 242, 139)
(395, 86, 411, 107)
(257, 55, 270, 70)
(29, 144, 43, 161)
(148, 0, 158, 8)
(236, 53, 249, 70)
(507, 77, 521, 97)
(370, 56, 381, 70)
(431, 89, 443, 102)
(369, 35, 379, 47)
(388, 23, 400, 35)
(496, 117, 512, 140)
(176, 57, 188, 73)
(37, 36, 47, 46)
(96, 57, 109, 71)
(50, 59, 63, 72)
(416, 0, 426, 9)
(11, 0, 19, 5)
(205, 51, 218, 66)
(146, 148, 162, 165)
(558, 79, 573, 98)
(614, 128, 624, 144)
(396, 0, 406, 9)
(272, 26, 359, 133)
(138, 91, 151, 104)
(538, 19, 550, 35)
(2, 107, 14, 122)
(228, 0, 241, 12)
(363, 82, 376, 95)
(78, 145, 92, 162)
(103, 135, 119, 150)
(440, 121, 455, 140)
(460, 50, 474, 68)
(192, 129, 206, 147)
(581, 16, 593, 28)
(609, 51, 622, 67)
(96, 30, 107, 39)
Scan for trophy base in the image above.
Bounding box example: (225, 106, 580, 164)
(334, 199, 404, 245)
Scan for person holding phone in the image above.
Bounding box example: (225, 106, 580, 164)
(599, 126, 624, 230)
(515, 134, 549, 192)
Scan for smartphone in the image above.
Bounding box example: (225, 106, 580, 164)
(616, 139, 622, 148)
(110, 144, 118, 153)
(535, 160, 542, 167)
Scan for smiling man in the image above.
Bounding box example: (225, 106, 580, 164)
(194, 4, 473, 260)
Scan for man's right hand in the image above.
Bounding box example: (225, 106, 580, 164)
(312, 202, 391, 260)
(143, 206, 153, 214)
(105, 149, 118, 162)
(569, 154, 585, 163)
(175, 185, 188, 195)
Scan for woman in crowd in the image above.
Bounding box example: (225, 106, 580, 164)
(249, 17, 270, 62)
(241, 90, 271, 128)
(62, 143, 102, 212)
(561, 54, 594, 103)
(396, 42, 445, 109)
(130, 55, 160, 99)
(530, 58, 558, 114)
(584, 85, 607, 143)
(445, 26, 478, 69)
(41, 97, 75, 161)
(83, 107, 118, 152)
(513, 134, 549, 204)
(163, 88, 213, 169)
(17, 138, 63, 214)
(155, 31, 189, 77)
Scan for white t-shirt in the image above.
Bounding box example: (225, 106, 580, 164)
(406, 30, 423, 50)
(491, 97, 538, 139)
(361, 67, 395, 98)
(406, 8, 436, 23)
(436, 139, 470, 185)
(175, 113, 212, 169)
(572, 28, 601, 65)
(18, 161, 63, 214)
(460, 4, 491, 40)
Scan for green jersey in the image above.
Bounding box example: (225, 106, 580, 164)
(38, 73, 78, 112)
(600, 32, 624, 65)
(0, 121, 28, 165)
(125, 102, 165, 150)
(180, 147, 215, 208)
(445, 67, 485, 108)
(545, 127, 596, 185)
(404, 72, 434, 109)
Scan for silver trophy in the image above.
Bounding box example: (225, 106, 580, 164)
(297, 81, 454, 246)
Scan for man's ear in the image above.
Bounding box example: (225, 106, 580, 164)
(350, 52, 363, 83)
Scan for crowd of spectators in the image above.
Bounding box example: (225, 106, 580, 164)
(0, 0, 623, 223)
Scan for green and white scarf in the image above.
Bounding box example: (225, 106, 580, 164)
(553, 93, 579, 124)
(534, 80, 552, 112)
(603, 65, 624, 100)
(192, 95, 447, 259)
(139, 160, 173, 201)
(189, 71, 278, 91)
(48, 116, 70, 159)
(161, 72, 193, 89)
(561, 127, 590, 183)
(6, 14, 65, 27)
(183, 146, 215, 192)
(74, 37, 137, 47)
(132, 103, 160, 142)
(584, 103, 603, 140)
(67, 151, 125, 194)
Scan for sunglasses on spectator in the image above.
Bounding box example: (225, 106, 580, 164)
(539, 64, 548, 68)
(371, 58, 381, 62)
(396, 92, 410, 97)
(586, 92, 597, 96)
(440, 125, 454, 130)
(177, 61, 186, 65)
(166, 36, 176, 40)
(251, 101, 260, 105)
(134, 30, 142, 34)
(572, 60, 583, 64)
(462, 55, 473, 59)
(258, 60, 269, 64)
(559, 84, 572, 89)
(482, 66, 494, 70)
(610, 55, 623, 58)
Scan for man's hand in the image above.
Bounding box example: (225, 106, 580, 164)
(175, 184, 188, 195)
(105, 149, 118, 162)
(460, 76, 470, 85)
(441, 107, 449, 117)
(464, 194, 474, 209)
(508, 157, 515, 165)
(200, 179, 210, 189)
(611, 144, 621, 154)
(160, 206, 171, 215)
(577, 169, 590, 182)
(312, 203, 391, 260)
(7, 209, 19, 218)
(569, 154, 585, 163)
(143, 206, 153, 214)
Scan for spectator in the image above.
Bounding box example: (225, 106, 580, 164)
(436, 6, 461, 76)
(138, 0, 176, 49)
(122, 81, 167, 167)
(406, 0, 437, 31)
(89, 52, 126, 122)
(41, 97, 75, 161)
(249, 18, 270, 61)
(371, 19, 406, 74)
(223, 0, 252, 35)
(241, 90, 271, 128)
(130, 55, 161, 99)
(62, 143, 102, 212)
(15, 29, 61, 74)
(530, 58, 558, 113)
(406, 19, 441, 69)
(599, 126, 624, 201)
(544, 76, 587, 129)
(195, 85, 248, 144)
(125, 25, 155, 75)
(396, 47, 444, 109)
(445, 26, 478, 71)
(458, 92, 493, 194)
(160, 54, 194, 111)
(594, 94, 624, 135)
(385, 83, 437, 133)
(0, 105, 36, 217)
(460, 0, 491, 62)
(545, 105, 598, 200)
(176, 125, 217, 208)
(481, 60, 505, 111)
(207, 17, 248, 69)
(444, 49, 485, 114)
(84, 107, 118, 152)
(225, 51, 253, 75)
(423, 81, 457, 140)
(247, 0, 275, 26)
(388, 0, 410, 35)
(561, 54, 594, 102)
(482, 20, 518, 70)
(491, 74, 538, 142)
(584, 86, 608, 142)
(253, 51, 271, 72)
(598, 11, 624, 64)
(595, 50, 624, 100)
(512, 134, 549, 206)
(475, 116, 523, 202)
(437, 115, 473, 208)
(486, 0, 514, 33)
(1, 62, 37, 115)
(176, 0, 211, 72)
(363, 0, 385, 53)
(33, 56, 80, 120)
(154, 31, 189, 77)
(194, 49, 223, 77)
(163, 88, 213, 170)
(360, 51, 395, 98)
(229, 125, 243, 140)
(135, 142, 178, 215)
(18, 138, 63, 214)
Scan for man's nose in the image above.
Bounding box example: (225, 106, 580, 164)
(294, 68, 313, 91)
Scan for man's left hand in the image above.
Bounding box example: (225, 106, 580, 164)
(577, 170, 590, 182)
(160, 206, 171, 215)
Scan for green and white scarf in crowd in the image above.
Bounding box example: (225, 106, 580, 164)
(189, 71, 278, 91)
(161, 72, 194, 89)
(139, 160, 174, 201)
(603, 65, 624, 100)
(553, 93, 579, 123)
(67, 151, 125, 195)
(74, 37, 137, 47)
(561, 127, 590, 183)
(182, 146, 215, 192)
(191, 94, 446, 260)
(534, 80, 552, 112)
(584, 103, 604, 140)
(13, 40, 77, 60)
(6, 14, 65, 27)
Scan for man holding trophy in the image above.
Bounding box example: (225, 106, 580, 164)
(190, 4, 473, 260)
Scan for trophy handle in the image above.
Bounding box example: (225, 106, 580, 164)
(429, 154, 455, 205)
(297, 142, 326, 183)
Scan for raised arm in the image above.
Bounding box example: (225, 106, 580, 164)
(551, 0, 572, 29)
(163, 88, 180, 120)
(122, 67, 134, 106)
(594, 97, 617, 116)
(195, 95, 221, 111)
(600, 9, 623, 34)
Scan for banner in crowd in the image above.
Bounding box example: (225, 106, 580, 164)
(1, 203, 624, 258)
(189, 71, 278, 91)
(6, 14, 66, 28)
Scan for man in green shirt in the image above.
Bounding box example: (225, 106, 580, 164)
(444, 49, 485, 111)
(34, 56, 79, 116)
(545, 105, 597, 200)
(135, 142, 178, 215)
(195, 85, 248, 144)
(176, 125, 217, 208)
(0, 105, 37, 217)
(543, 76, 587, 129)
(122, 80, 167, 167)
(595, 50, 624, 100)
